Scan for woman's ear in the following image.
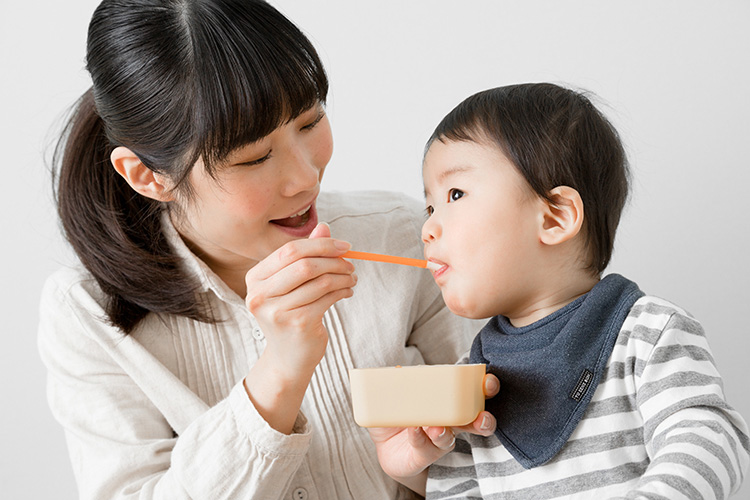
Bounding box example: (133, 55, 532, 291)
(110, 146, 175, 202)
(539, 186, 584, 246)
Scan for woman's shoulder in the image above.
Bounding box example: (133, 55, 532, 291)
(40, 264, 108, 317)
(318, 191, 425, 255)
(37, 264, 126, 364)
(318, 190, 423, 219)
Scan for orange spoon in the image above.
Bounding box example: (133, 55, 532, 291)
(341, 250, 441, 271)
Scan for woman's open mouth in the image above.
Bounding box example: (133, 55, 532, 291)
(272, 205, 311, 228)
(270, 203, 318, 236)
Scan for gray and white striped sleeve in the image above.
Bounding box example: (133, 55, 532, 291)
(624, 309, 750, 499)
(427, 437, 481, 499)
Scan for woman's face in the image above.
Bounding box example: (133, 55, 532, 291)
(173, 105, 333, 272)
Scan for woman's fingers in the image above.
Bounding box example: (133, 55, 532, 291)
(308, 221, 331, 239)
(247, 259, 356, 315)
(245, 222, 357, 314)
(251, 235, 352, 282)
(266, 256, 356, 299)
(269, 284, 356, 330)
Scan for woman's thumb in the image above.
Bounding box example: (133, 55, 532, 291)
(309, 222, 331, 239)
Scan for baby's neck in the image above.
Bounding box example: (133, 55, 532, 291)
(508, 272, 600, 328)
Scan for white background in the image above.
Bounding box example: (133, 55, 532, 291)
(2, 1, 748, 498)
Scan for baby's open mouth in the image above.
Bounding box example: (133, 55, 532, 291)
(271, 205, 312, 228)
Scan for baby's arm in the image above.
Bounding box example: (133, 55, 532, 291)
(630, 310, 749, 499)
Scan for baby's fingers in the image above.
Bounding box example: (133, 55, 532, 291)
(451, 410, 496, 437)
(422, 426, 456, 451)
(483, 373, 500, 398)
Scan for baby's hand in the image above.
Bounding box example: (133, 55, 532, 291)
(368, 425, 454, 482)
(368, 374, 499, 489)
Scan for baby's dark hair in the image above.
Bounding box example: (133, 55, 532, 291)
(426, 83, 630, 274)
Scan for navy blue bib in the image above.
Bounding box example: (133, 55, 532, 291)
(469, 274, 644, 468)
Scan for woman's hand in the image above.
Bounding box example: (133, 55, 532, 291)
(368, 374, 500, 495)
(243, 223, 357, 433)
(245, 223, 355, 371)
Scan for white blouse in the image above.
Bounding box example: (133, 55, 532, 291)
(38, 191, 478, 500)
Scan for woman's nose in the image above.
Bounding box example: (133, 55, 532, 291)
(281, 147, 320, 197)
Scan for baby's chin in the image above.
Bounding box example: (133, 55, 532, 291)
(443, 291, 492, 320)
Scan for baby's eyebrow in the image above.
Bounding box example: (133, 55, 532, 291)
(424, 165, 474, 198)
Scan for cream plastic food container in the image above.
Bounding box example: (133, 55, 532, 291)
(349, 364, 486, 427)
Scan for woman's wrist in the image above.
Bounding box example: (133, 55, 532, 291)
(243, 352, 315, 435)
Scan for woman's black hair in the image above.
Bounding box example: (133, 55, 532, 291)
(52, 0, 328, 333)
(426, 83, 630, 274)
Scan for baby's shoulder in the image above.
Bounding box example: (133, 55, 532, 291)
(619, 295, 703, 352)
(627, 295, 696, 329)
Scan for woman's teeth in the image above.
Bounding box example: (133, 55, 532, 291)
(272, 205, 311, 228)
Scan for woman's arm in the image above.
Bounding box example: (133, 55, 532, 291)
(39, 273, 311, 500)
(242, 223, 355, 434)
(39, 224, 355, 499)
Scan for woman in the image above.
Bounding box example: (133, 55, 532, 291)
(39, 0, 495, 498)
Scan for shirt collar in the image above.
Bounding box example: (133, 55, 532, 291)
(160, 209, 246, 307)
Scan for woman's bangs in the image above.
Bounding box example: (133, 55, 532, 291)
(192, 2, 328, 174)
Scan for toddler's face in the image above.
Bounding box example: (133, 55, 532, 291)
(422, 139, 544, 320)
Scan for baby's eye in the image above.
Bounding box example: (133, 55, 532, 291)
(448, 188, 465, 203)
(425, 205, 434, 217)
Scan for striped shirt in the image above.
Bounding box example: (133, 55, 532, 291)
(427, 296, 750, 499)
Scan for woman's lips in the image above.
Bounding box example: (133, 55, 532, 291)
(270, 202, 318, 237)
(272, 204, 312, 228)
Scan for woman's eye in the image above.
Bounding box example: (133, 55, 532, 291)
(301, 111, 324, 131)
(241, 150, 272, 166)
(448, 188, 465, 203)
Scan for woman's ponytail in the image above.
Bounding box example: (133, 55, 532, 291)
(51, 0, 329, 333)
(53, 88, 210, 334)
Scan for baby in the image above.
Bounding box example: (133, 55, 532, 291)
(371, 83, 749, 498)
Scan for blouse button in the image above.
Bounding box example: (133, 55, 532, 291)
(292, 488, 308, 500)
(251, 326, 264, 340)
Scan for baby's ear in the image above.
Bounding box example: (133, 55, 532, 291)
(538, 186, 584, 246)
(110, 146, 175, 202)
